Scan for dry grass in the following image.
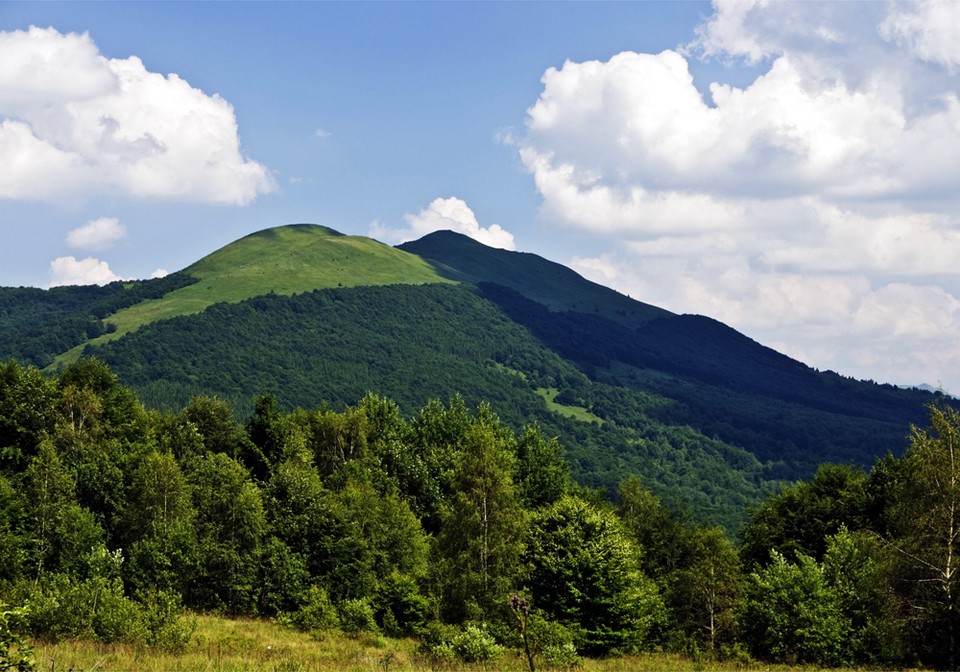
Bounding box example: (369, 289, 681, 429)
(31, 614, 904, 672)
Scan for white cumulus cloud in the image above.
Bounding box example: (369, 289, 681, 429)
(521, 0, 960, 392)
(0, 26, 274, 204)
(48, 256, 123, 287)
(66, 217, 127, 251)
(880, 0, 960, 71)
(371, 197, 516, 250)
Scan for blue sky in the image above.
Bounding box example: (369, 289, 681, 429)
(3, 1, 960, 393)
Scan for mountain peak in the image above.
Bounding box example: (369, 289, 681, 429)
(401, 230, 671, 328)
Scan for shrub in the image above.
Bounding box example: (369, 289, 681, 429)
(27, 574, 142, 643)
(0, 604, 36, 672)
(138, 590, 195, 652)
(338, 599, 378, 636)
(452, 624, 503, 663)
(286, 586, 338, 633)
(374, 573, 430, 637)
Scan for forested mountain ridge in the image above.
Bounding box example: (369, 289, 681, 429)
(0, 224, 944, 528)
(399, 230, 671, 328)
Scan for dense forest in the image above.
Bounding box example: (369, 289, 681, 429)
(0, 226, 945, 537)
(2, 358, 959, 670)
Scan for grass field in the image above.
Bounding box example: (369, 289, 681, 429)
(535, 387, 604, 425)
(51, 225, 453, 369)
(29, 613, 883, 672)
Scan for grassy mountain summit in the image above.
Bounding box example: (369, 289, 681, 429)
(52, 224, 452, 366)
(183, 224, 450, 294)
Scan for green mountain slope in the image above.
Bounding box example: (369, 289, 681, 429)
(400, 234, 940, 475)
(51, 224, 452, 366)
(400, 230, 670, 328)
(87, 282, 767, 529)
(0, 223, 946, 530)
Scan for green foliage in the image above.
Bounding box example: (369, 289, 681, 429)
(121, 451, 197, 597)
(0, 272, 195, 369)
(85, 281, 777, 530)
(450, 624, 503, 663)
(0, 361, 56, 472)
(23, 440, 104, 578)
(1, 356, 956, 668)
(526, 496, 665, 656)
(820, 528, 902, 665)
(667, 526, 741, 655)
(738, 551, 850, 666)
(286, 586, 338, 633)
(137, 589, 195, 652)
(26, 572, 143, 643)
(337, 599, 379, 636)
(186, 452, 265, 613)
(0, 476, 27, 583)
(739, 463, 871, 569)
(617, 475, 686, 580)
(884, 403, 960, 668)
(507, 595, 580, 671)
(373, 573, 430, 637)
(515, 424, 569, 508)
(0, 603, 35, 672)
(257, 537, 310, 616)
(435, 405, 526, 622)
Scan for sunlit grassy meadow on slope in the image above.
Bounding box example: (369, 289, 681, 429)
(52, 225, 452, 368)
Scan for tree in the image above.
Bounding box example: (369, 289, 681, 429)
(322, 475, 428, 603)
(23, 440, 102, 578)
(246, 392, 286, 471)
(181, 396, 266, 475)
(821, 527, 903, 665)
(739, 463, 870, 569)
(515, 424, 568, 509)
(0, 475, 27, 583)
(669, 526, 740, 655)
(122, 451, 197, 597)
(306, 406, 368, 479)
(738, 550, 850, 666)
(526, 496, 665, 655)
(886, 404, 960, 668)
(616, 475, 685, 580)
(186, 452, 266, 613)
(435, 404, 526, 622)
(0, 360, 56, 472)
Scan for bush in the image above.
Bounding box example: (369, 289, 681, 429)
(532, 617, 580, 668)
(138, 590, 195, 652)
(27, 574, 142, 643)
(452, 624, 503, 663)
(0, 604, 36, 672)
(286, 586, 338, 633)
(374, 573, 430, 637)
(338, 599, 378, 636)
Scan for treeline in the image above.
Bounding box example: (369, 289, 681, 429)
(0, 273, 196, 368)
(0, 358, 958, 668)
(87, 283, 769, 530)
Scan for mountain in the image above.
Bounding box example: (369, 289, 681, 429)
(0, 224, 943, 529)
(399, 230, 669, 328)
